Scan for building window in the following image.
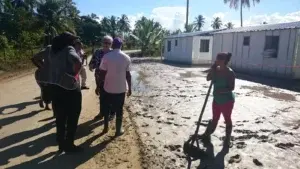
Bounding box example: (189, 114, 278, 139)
(175, 40, 178, 46)
(243, 36, 250, 46)
(264, 36, 279, 58)
(167, 40, 171, 52)
(200, 39, 210, 53)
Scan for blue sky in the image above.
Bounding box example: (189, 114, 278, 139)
(74, 0, 300, 30)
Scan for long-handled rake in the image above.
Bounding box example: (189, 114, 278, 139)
(183, 81, 213, 168)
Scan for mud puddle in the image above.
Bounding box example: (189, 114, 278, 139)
(241, 85, 296, 101)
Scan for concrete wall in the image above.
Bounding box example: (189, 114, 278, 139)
(164, 37, 193, 64)
(192, 36, 213, 65)
(212, 29, 298, 79)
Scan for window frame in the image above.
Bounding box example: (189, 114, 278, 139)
(200, 39, 210, 53)
(243, 36, 250, 46)
(175, 39, 178, 46)
(264, 36, 280, 58)
(167, 40, 171, 52)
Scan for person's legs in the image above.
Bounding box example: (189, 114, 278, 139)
(51, 85, 67, 151)
(80, 66, 89, 89)
(114, 93, 126, 136)
(204, 101, 222, 137)
(103, 91, 112, 133)
(65, 88, 83, 152)
(221, 101, 234, 146)
(38, 83, 44, 108)
(94, 82, 105, 119)
(42, 84, 52, 110)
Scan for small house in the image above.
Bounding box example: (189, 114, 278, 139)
(212, 21, 300, 79)
(163, 30, 224, 65)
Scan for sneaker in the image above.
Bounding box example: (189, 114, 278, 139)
(81, 86, 90, 90)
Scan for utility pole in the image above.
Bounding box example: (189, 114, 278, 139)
(186, 0, 189, 30)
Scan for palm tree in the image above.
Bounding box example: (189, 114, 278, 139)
(224, 0, 260, 27)
(36, 0, 76, 45)
(193, 15, 205, 31)
(186, 0, 189, 30)
(118, 14, 131, 33)
(211, 17, 222, 29)
(101, 15, 119, 38)
(132, 17, 164, 56)
(225, 22, 234, 29)
(185, 24, 195, 33)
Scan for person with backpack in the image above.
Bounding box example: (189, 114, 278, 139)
(204, 52, 235, 147)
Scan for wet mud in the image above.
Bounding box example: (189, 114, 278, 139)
(128, 62, 300, 169)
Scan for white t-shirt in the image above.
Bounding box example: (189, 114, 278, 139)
(99, 49, 131, 94)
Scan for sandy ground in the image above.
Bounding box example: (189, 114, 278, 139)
(0, 60, 142, 169)
(128, 61, 300, 169)
(2, 58, 300, 169)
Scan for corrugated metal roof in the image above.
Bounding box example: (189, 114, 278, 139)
(165, 29, 226, 39)
(215, 21, 300, 34)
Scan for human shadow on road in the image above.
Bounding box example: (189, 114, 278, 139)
(0, 118, 109, 169)
(0, 120, 55, 149)
(197, 141, 229, 169)
(0, 109, 44, 128)
(0, 100, 40, 115)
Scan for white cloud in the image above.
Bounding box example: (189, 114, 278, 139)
(150, 6, 186, 31)
(244, 11, 300, 26)
(112, 7, 300, 32)
(128, 13, 144, 29)
(126, 6, 186, 31)
(212, 12, 228, 20)
(95, 15, 104, 23)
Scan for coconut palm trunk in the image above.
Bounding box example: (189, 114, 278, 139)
(240, 0, 243, 27)
(186, 0, 189, 29)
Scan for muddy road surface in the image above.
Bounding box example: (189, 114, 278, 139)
(1, 58, 300, 169)
(129, 61, 300, 169)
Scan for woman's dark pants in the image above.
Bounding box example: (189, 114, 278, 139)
(51, 85, 82, 148)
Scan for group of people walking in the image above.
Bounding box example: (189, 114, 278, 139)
(32, 32, 132, 153)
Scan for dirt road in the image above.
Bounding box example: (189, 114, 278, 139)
(0, 61, 142, 169)
(2, 58, 300, 169)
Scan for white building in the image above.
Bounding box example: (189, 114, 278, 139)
(163, 30, 224, 65)
(212, 21, 300, 79)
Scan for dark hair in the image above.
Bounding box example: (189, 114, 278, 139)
(225, 52, 232, 65)
(51, 32, 78, 54)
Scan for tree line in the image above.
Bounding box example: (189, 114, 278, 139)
(0, 0, 169, 70)
(0, 0, 262, 70)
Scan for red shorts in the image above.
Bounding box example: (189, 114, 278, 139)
(212, 101, 234, 125)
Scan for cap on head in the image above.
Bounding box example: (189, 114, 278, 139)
(112, 37, 123, 49)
